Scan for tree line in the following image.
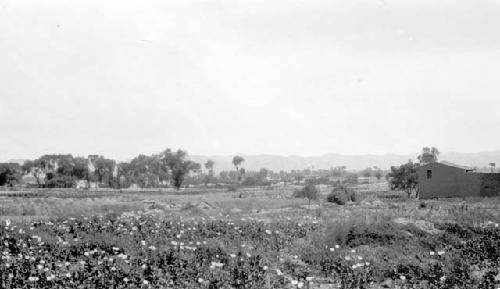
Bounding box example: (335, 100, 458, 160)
(0, 149, 199, 190)
(0, 150, 388, 190)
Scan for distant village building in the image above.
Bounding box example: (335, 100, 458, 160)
(417, 161, 500, 198)
(75, 180, 88, 189)
(87, 155, 99, 173)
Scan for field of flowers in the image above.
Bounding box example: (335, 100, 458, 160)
(0, 210, 499, 289)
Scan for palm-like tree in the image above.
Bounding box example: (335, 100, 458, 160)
(232, 156, 244, 182)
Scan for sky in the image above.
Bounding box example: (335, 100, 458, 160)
(1, 0, 500, 161)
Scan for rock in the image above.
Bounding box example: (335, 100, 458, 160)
(360, 200, 372, 206)
(195, 201, 216, 209)
(393, 217, 442, 234)
(470, 265, 486, 281)
(381, 278, 393, 288)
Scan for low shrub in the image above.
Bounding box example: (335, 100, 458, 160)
(327, 186, 356, 205)
(227, 184, 239, 192)
(346, 222, 412, 247)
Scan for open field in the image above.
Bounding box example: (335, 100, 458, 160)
(1, 182, 499, 288)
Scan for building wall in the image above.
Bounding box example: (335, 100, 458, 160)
(417, 163, 482, 199)
(479, 173, 500, 197)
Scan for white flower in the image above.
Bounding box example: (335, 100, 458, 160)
(298, 282, 304, 288)
(291, 280, 298, 285)
(265, 229, 272, 234)
(263, 265, 268, 270)
(65, 273, 71, 278)
(430, 251, 435, 256)
(400, 275, 406, 281)
(276, 269, 283, 276)
(306, 276, 313, 281)
(141, 240, 146, 246)
(437, 250, 445, 255)
(28, 276, 39, 282)
(335, 245, 340, 249)
(329, 248, 335, 252)
(143, 280, 149, 284)
(230, 254, 236, 258)
(198, 278, 204, 283)
(211, 261, 224, 268)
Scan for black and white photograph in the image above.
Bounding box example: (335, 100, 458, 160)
(0, 0, 499, 288)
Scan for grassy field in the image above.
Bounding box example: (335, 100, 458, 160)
(0, 182, 499, 288)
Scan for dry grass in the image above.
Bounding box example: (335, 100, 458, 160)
(1, 183, 499, 226)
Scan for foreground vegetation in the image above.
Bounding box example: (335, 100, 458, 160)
(1, 208, 498, 289)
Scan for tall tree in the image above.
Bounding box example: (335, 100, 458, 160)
(204, 160, 215, 186)
(92, 156, 117, 188)
(160, 149, 199, 190)
(387, 161, 419, 198)
(418, 147, 440, 165)
(0, 163, 21, 187)
(258, 168, 269, 184)
(294, 184, 319, 209)
(232, 155, 245, 182)
(73, 157, 89, 180)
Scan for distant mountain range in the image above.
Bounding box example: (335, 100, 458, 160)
(188, 151, 500, 172)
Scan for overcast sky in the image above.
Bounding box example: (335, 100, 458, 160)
(1, 0, 500, 161)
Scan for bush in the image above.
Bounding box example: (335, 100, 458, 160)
(294, 184, 320, 208)
(324, 220, 352, 246)
(343, 173, 358, 185)
(227, 184, 239, 192)
(327, 186, 356, 205)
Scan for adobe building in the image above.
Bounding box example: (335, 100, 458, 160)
(417, 161, 500, 199)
